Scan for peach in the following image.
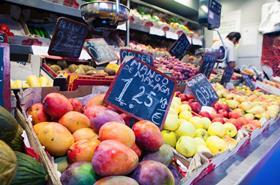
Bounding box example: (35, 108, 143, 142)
(92, 140, 138, 176)
(59, 111, 90, 133)
(99, 122, 135, 147)
(27, 103, 49, 124)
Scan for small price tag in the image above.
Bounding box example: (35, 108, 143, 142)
(85, 38, 118, 65)
(105, 58, 176, 127)
(120, 49, 153, 66)
(186, 73, 219, 106)
(169, 33, 191, 59)
(117, 23, 127, 31)
(149, 27, 165, 36)
(48, 17, 88, 58)
(166, 31, 179, 40)
(242, 74, 256, 90)
(199, 53, 217, 78)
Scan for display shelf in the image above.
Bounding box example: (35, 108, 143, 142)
(3, 0, 81, 18)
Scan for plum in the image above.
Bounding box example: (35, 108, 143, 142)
(131, 160, 175, 185)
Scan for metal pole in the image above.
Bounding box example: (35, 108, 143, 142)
(126, 0, 130, 46)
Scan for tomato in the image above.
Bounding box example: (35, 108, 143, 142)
(0, 24, 10, 33)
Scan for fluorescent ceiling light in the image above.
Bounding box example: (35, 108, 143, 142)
(200, 5, 208, 13)
(174, 0, 192, 6)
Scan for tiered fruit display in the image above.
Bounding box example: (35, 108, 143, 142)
(129, 42, 170, 57)
(11, 75, 52, 89)
(26, 93, 180, 185)
(154, 56, 198, 81)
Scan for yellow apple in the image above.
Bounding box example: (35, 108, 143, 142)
(189, 116, 204, 129)
(161, 130, 177, 147)
(163, 113, 180, 131)
(201, 117, 212, 129)
(244, 113, 255, 120)
(239, 102, 253, 110)
(224, 136, 238, 150)
(224, 123, 237, 138)
(179, 110, 192, 121)
(175, 120, 196, 137)
(248, 105, 265, 115)
(179, 104, 191, 113)
(226, 100, 239, 109)
(194, 128, 208, 140)
(176, 136, 196, 158)
(206, 136, 227, 155)
(196, 145, 212, 154)
(193, 137, 206, 146)
(208, 122, 225, 138)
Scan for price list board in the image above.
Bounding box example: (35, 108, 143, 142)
(186, 73, 219, 106)
(105, 58, 176, 127)
(48, 17, 88, 58)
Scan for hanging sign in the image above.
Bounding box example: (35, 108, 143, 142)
(85, 38, 118, 65)
(120, 49, 153, 65)
(48, 17, 88, 58)
(242, 74, 256, 90)
(169, 33, 191, 59)
(105, 58, 176, 127)
(186, 73, 219, 106)
(199, 53, 217, 78)
(0, 44, 10, 109)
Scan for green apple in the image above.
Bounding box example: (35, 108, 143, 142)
(201, 117, 212, 129)
(194, 128, 208, 140)
(176, 136, 196, 158)
(208, 122, 225, 138)
(224, 123, 237, 138)
(168, 108, 178, 115)
(206, 136, 227, 155)
(193, 137, 206, 146)
(179, 110, 192, 121)
(179, 104, 191, 113)
(161, 130, 177, 147)
(189, 116, 204, 129)
(163, 113, 180, 131)
(175, 120, 196, 137)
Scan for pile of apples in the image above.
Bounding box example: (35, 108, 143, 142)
(161, 97, 239, 158)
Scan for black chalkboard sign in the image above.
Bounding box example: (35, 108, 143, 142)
(221, 65, 234, 85)
(169, 33, 191, 59)
(105, 58, 176, 127)
(186, 73, 219, 106)
(85, 38, 118, 65)
(198, 0, 222, 30)
(199, 53, 217, 78)
(48, 17, 88, 58)
(120, 49, 153, 66)
(242, 74, 255, 90)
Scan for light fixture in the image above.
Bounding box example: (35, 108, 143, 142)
(174, 0, 192, 6)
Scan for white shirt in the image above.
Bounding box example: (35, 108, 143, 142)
(211, 38, 237, 67)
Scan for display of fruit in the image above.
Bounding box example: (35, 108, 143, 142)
(60, 162, 97, 185)
(11, 76, 52, 89)
(11, 152, 47, 185)
(154, 56, 198, 81)
(59, 111, 91, 133)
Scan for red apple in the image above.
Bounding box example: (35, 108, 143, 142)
(27, 103, 49, 124)
(212, 118, 225, 124)
(189, 102, 201, 113)
(229, 112, 241, 119)
(218, 109, 229, 118)
(199, 111, 211, 119)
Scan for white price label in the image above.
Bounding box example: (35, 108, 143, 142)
(149, 27, 165, 36)
(166, 31, 179, 40)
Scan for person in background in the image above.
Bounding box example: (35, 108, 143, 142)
(212, 32, 241, 69)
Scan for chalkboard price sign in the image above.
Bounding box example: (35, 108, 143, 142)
(169, 33, 191, 59)
(242, 74, 255, 90)
(199, 53, 217, 78)
(120, 49, 153, 66)
(85, 38, 118, 65)
(48, 17, 88, 58)
(105, 58, 176, 127)
(186, 73, 219, 106)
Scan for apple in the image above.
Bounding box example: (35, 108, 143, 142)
(218, 109, 229, 118)
(244, 113, 254, 120)
(163, 113, 180, 131)
(196, 145, 212, 154)
(208, 122, 225, 138)
(213, 102, 224, 111)
(161, 130, 177, 147)
(229, 112, 241, 119)
(179, 103, 191, 113)
(226, 100, 239, 109)
(176, 136, 196, 157)
(199, 111, 211, 119)
(193, 137, 206, 146)
(224, 136, 238, 150)
(206, 136, 227, 155)
(212, 118, 225, 124)
(175, 120, 196, 137)
(27, 103, 49, 124)
(178, 110, 192, 121)
(201, 117, 211, 129)
(189, 102, 201, 113)
(194, 128, 208, 140)
(224, 123, 237, 137)
(189, 116, 204, 129)
(239, 102, 253, 110)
